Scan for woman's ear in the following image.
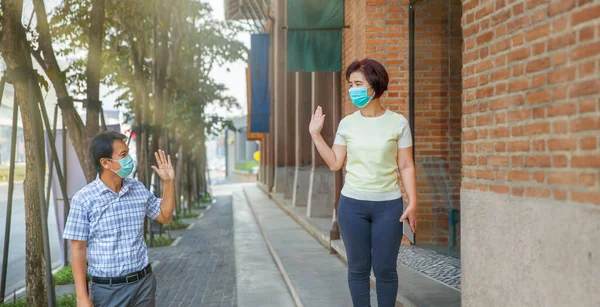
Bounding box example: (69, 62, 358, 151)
(368, 87, 376, 97)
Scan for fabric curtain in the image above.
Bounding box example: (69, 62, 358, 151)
(249, 33, 271, 133)
(287, 0, 344, 72)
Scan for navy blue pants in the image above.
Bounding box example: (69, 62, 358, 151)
(338, 195, 404, 307)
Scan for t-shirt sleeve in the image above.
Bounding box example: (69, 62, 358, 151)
(63, 196, 90, 241)
(142, 183, 162, 220)
(398, 117, 413, 149)
(333, 119, 347, 146)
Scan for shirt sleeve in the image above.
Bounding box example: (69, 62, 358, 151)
(398, 117, 413, 149)
(144, 185, 162, 220)
(333, 119, 347, 146)
(63, 196, 90, 241)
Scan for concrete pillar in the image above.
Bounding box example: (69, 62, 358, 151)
(272, 0, 287, 194)
(283, 72, 297, 199)
(307, 72, 340, 218)
(293, 72, 312, 207)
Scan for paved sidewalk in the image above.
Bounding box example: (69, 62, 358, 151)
(149, 196, 237, 307)
(232, 191, 295, 306)
(243, 186, 379, 307)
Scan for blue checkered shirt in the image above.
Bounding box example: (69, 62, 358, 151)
(63, 177, 162, 277)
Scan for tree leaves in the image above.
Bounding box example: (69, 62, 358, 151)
(48, 0, 249, 153)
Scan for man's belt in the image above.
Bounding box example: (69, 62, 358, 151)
(91, 264, 152, 285)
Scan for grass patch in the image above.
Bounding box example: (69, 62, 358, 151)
(166, 219, 189, 230)
(177, 211, 199, 219)
(0, 165, 25, 183)
(0, 293, 77, 307)
(196, 193, 212, 204)
(145, 235, 175, 248)
(52, 265, 91, 286)
(235, 161, 258, 173)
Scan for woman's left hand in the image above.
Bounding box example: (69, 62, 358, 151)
(400, 204, 417, 233)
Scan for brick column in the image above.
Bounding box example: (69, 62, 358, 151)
(307, 72, 340, 218)
(272, 0, 287, 194)
(293, 72, 312, 207)
(283, 72, 297, 199)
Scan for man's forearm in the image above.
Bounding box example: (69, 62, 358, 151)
(160, 181, 175, 222)
(71, 246, 89, 299)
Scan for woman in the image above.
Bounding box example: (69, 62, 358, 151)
(308, 58, 417, 307)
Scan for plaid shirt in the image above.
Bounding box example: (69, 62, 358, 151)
(63, 177, 162, 277)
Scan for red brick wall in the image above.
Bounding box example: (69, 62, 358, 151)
(342, 0, 367, 113)
(462, 0, 600, 205)
(342, 0, 463, 246)
(413, 0, 463, 246)
(342, 0, 410, 115)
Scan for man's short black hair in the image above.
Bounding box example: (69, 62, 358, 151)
(89, 131, 128, 174)
(345, 58, 390, 99)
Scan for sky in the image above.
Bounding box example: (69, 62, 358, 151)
(29, 0, 251, 118)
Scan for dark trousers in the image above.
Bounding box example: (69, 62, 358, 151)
(338, 195, 404, 307)
(90, 272, 156, 307)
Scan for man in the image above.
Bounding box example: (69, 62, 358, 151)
(63, 131, 175, 307)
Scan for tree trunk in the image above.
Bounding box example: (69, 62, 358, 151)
(0, 1, 49, 305)
(199, 131, 208, 194)
(152, 0, 171, 150)
(185, 158, 192, 214)
(31, 0, 96, 182)
(174, 145, 184, 213)
(85, 0, 106, 138)
(192, 160, 198, 205)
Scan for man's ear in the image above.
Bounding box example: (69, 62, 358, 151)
(100, 158, 111, 170)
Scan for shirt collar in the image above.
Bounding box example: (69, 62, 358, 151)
(94, 175, 133, 196)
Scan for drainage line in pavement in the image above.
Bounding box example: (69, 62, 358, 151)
(242, 189, 304, 307)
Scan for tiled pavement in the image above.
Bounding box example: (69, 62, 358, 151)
(397, 246, 461, 290)
(149, 196, 237, 307)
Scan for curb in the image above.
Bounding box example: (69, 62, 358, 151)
(242, 188, 304, 307)
(170, 236, 182, 247)
(269, 193, 331, 249)
(267, 190, 409, 307)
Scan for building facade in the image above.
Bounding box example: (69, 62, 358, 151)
(231, 0, 600, 305)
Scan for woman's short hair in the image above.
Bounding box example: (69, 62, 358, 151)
(345, 59, 389, 99)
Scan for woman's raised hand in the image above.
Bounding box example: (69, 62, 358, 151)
(309, 106, 325, 137)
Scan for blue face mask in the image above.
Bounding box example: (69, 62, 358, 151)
(110, 155, 136, 178)
(349, 87, 374, 108)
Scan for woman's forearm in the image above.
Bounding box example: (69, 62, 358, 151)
(311, 133, 342, 171)
(400, 166, 417, 206)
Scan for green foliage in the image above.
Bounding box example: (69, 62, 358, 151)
(0, 294, 77, 307)
(177, 211, 199, 219)
(235, 161, 259, 173)
(52, 265, 74, 285)
(48, 0, 250, 152)
(52, 265, 91, 286)
(146, 235, 175, 247)
(167, 219, 189, 230)
(0, 165, 25, 183)
(56, 294, 78, 307)
(196, 192, 212, 204)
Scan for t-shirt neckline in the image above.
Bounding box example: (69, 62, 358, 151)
(358, 109, 389, 119)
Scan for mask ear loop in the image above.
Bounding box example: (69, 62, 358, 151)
(106, 158, 120, 174)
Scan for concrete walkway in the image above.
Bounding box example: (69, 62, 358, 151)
(232, 191, 295, 306)
(243, 186, 379, 307)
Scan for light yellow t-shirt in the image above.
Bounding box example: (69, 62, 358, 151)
(334, 110, 412, 201)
